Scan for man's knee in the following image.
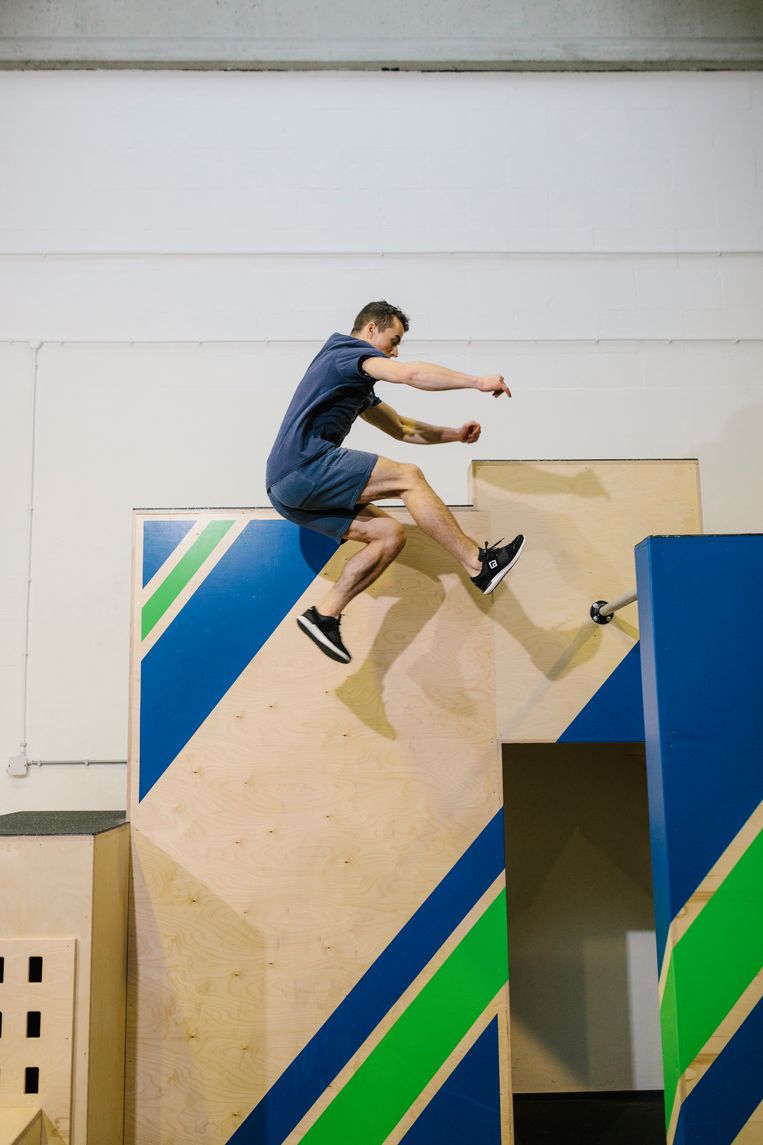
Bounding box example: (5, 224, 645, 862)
(380, 518, 407, 558)
(400, 463, 426, 491)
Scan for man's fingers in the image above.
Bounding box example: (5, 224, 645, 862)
(459, 421, 481, 443)
(484, 375, 511, 397)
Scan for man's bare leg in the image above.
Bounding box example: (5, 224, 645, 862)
(299, 460, 522, 661)
(355, 458, 483, 576)
(318, 505, 406, 618)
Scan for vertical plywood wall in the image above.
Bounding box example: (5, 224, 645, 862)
(127, 509, 511, 1144)
(127, 460, 703, 1143)
(471, 460, 701, 742)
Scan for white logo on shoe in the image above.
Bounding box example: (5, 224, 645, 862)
(489, 559, 498, 569)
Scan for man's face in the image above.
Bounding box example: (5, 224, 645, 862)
(363, 317, 405, 358)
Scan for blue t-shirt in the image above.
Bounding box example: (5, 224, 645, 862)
(266, 332, 387, 487)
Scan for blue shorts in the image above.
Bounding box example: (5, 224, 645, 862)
(267, 447, 379, 544)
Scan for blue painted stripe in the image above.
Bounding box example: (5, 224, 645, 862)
(139, 520, 337, 800)
(559, 642, 644, 743)
(142, 519, 196, 587)
(399, 1017, 501, 1145)
(229, 810, 506, 1145)
(636, 536, 763, 964)
(674, 995, 763, 1145)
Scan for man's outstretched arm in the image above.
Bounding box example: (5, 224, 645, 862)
(361, 401, 481, 445)
(361, 355, 511, 398)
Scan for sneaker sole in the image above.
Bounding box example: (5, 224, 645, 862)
(297, 614, 351, 663)
(481, 536, 526, 595)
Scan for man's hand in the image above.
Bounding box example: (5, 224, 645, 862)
(457, 420, 481, 444)
(477, 374, 511, 398)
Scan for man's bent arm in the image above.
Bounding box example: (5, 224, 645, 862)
(361, 402, 480, 445)
(362, 356, 510, 397)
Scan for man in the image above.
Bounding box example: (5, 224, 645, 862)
(266, 300, 524, 663)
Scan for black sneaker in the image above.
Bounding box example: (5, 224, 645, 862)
(297, 606, 351, 663)
(470, 535, 525, 595)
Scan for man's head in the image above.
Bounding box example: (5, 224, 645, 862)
(351, 301, 409, 358)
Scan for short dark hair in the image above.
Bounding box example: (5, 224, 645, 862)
(351, 300, 410, 336)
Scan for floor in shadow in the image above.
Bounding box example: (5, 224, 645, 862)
(513, 1091, 666, 1145)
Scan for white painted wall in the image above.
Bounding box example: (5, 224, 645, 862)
(1, 70, 762, 821)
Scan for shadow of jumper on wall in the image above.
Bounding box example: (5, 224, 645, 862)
(327, 514, 617, 739)
(333, 524, 492, 739)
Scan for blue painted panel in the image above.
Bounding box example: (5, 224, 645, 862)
(142, 518, 196, 586)
(230, 811, 506, 1145)
(636, 535, 763, 964)
(399, 1017, 502, 1145)
(139, 520, 336, 800)
(674, 996, 763, 1145)
(558, 643, 644, 743)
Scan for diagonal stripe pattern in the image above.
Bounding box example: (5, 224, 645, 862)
(141, 518, 235, 639)
(139, 520, 337, 800)
(300, 891, 508, 1145)
(142, 518, 196, 587)
(398, 1017, 502, 1145)
(231, 810, 506, 1145)
(676, 997, 763, 1144)
(661, 825, 763, 1132)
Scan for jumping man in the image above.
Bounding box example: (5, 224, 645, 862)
(266, 301, 524, 663)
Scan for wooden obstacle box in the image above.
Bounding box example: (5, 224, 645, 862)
(129, 506, 511, 1144)
(126, 460, 702, 1145)
(637, 536, 763, 1145)
(0, 812, 129, 1145)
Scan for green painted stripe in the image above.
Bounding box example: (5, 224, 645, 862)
(660, 828, 763, 1127)
(141, 519, 235, 640)
(300, 890, 508, 1145)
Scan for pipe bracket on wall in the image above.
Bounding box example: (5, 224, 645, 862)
(6, 749, 126, 777)
(590, 589, 638, 625)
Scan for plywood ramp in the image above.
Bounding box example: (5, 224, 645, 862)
(0, 1110, 41, 1145)
(127, 509, 510, 1145)
(471, 460, 701, 741)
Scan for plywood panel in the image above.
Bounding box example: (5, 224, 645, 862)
(0, 825, 129, 1144)
(0, 940, 75, 1142)
(0, 1109, 41, 1145)
(0, 837, 93, 1143)
(128, 508, 511, 1144)
(471, 460, 701, 741)
(87, 825, 130, 1143)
